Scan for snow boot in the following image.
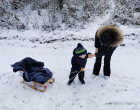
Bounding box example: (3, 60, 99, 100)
(80, 80, 85, 84)
(67, 82, 72, 85)
(104, 76, 110, 80)
(92, 74, 97, 78)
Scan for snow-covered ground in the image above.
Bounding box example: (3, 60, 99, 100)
(0, 22, 140, 110)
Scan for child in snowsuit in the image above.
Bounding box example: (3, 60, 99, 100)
(67, 43, 95, 85)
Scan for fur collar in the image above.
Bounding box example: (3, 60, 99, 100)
(97, 25, 123, 47)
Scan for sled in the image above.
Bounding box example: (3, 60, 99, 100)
(19, 70, 55, 92)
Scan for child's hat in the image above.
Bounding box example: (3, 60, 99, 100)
(75, 43, 87, 56)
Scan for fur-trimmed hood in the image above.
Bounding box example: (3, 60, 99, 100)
(97, 25, 123, 47)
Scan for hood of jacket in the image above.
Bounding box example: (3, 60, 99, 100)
(97, 25, 123, 47)
(73, 49, 78, 56)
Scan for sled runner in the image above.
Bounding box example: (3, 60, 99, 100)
(19, 70, 55, 92)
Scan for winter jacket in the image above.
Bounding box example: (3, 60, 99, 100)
(11, 57, 53, 84)
(94, 25, 123, 58)
(71, 49, 91, 71)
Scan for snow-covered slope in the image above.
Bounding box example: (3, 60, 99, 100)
(0, 22, 140, 110)
(0, 40, 140, 110)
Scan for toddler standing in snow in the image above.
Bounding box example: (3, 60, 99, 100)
(67, 43, 95, 85)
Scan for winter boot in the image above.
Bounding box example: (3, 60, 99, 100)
(92, 74, 97, 78)
(80, 80, 85, 84)
(104, 76, 110, 80)
(67, 82, 71, 85)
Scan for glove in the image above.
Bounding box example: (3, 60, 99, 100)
(81, 67, 84, 71)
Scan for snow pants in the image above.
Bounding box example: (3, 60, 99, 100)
(68, 70, 84, 83)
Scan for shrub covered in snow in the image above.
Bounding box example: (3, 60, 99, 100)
(0, 0, 140, 31)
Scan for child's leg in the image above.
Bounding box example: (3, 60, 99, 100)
(68, 71, 79, 83)
(78, 71, 85, 82)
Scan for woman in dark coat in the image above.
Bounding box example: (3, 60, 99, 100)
(93, 25, 123, 79)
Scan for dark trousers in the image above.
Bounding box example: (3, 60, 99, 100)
(93, 53, 113, 76)
(68, 70, 84, 83)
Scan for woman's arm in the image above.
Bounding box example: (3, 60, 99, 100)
(95, 48, 98, 53)
(95, 33, 100, 48)
(95, 47, 116, 58)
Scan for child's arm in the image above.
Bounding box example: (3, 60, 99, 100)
(88, 54, 95, 58)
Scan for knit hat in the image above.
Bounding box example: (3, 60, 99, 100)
(75, 43, 87, 56)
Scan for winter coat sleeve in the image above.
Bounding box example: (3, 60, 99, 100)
(95, 47, 116, 58)
(94, 31, 100, 48)
(77, 53, 91, 67)
(77, 59, 84, 67)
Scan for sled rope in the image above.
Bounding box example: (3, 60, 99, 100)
(69, 70, 81, 81)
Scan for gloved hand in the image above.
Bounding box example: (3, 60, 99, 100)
(81, 67, 84, 71)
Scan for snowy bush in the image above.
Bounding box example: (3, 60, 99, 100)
(104, 0, 140, 26)
(0, 0, 140, 31)
(0, 0, 111, 31)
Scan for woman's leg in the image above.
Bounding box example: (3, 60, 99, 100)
(93, 57, 102, 75)
(104, 47, 116, 76)
(104, 53, 113, 76)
